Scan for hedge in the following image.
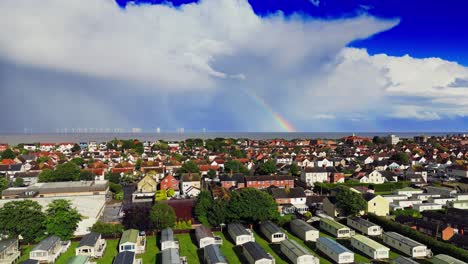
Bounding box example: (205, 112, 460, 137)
(367, 214, 468, 261)
(314, 181, 410, 194)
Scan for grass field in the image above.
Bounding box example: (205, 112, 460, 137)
(252, 231, 288, 264)
(174, 233, 201, 264)
(213, 232, 243, 263)
(55, 242, 79, 264)
(97, 239, 119, 264)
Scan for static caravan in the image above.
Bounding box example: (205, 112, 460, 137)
(392, 256, 420, 264)
(76, 232, 107, 258)
(431, 254, 466, 264)
(119, 230, 146, 254)
(259, 221, 286, 243)
(204, 245, 227, 264)
(383, 232, 428, 258)
(316, 237, 354, 264)
(195, 226, 222, 248)
(429, 197, 457, 205)
(66, 256, 90, 264)
(382, 195, 408, 203)
(29, 236, 63, 263)
(242, 242, 275, 264)
(227, 223, 255, 246)
(160, 228, 179, 251)
(289, 219, 319, 242)
(413, 203, 443, 212)
(412, 193, 441, 202)
(351, 235, 390, 260)
(396, 199, 423, 208)
(161, 248, 181, 264)
(319, 218, 352, 238)
(346, 216, 382, 236)
(280, 239, 319, 264)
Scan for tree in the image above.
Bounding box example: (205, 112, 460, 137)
(79, 170, 95, 181)
(256, 160, 277, 175)
(0, 177, 8, 193)
(207, 169, 217, 179)
(54, 162, 81, 181)
(372, 136, 387, 144)
(166, 188, 175, 197)
(335, 186, 367, 216)
(91, 222, 124, 238)
(1, 149, 16, 160)
(155, 190, 168, 201)
(226, 188, 279, 223)
(289, 163, 300, 176)
(71, 144, 81, 153)
(122, 204, 153, 231)
(135, 159, 142, 171)
(392, 153, 410, 165)
(0, 200, 46, 243)
(45, 199, 82, 240)
(149, 202, 176, 230)
(207, 199, 227, 227)
(105, 172, 121, 184)
(224, 160, 249, 175)
(70, 157, 85, 167)
(179, 160, 200, 174)
(195, 191, 212, 225)
(13, 177, 24, 187)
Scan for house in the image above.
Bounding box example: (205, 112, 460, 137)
(119, 230, 146, 254)
(350, 235, 390, 260)
(363, 193, 390, 216)
(0, 238, 20, 264)
(29, 236, 63, 263)
(279, 239, 319, 264)
(203, 245, 227, 264)
(289, 219, 319, 242)
(195, 226, 222, 248)
(319, 218, 352, 238)
(113, 251, 139, 264)
(359, 170, 385, 184)
(322, 197, 342, 217)
(66, 256, 90, 264)
(160, 228, 179, 251)
(227, 223, 254, 246)
(132, 175, 157, 202)
(270, 187, 308, 215)
(446, 164, 468, 178)
(219, 174, 245, 189)
(245, 175, 294, 189)
(316, 237, 354, 264)
(431, 254, 466, 264)
(75, 232, 106, 258)
(159, 174, 180, 194)
(382, 232, 428, 258)
(161, 248, 184, 264)
(259, 221, 286, 243)
(300, 167, 327, 186)
(242, 241, 274, 264)
(346, 216, 382, 236)
(180, 173, 201, 197)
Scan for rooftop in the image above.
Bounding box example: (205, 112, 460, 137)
(320, 217, 347, 230)
(352, 235, 388, 251)
(317, 237, 351, 254)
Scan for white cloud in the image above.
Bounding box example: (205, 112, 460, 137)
(0, 0, 467, 131)
(310, 0, 320, 7)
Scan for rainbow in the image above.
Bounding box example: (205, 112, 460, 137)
(245, 89, 297, 132)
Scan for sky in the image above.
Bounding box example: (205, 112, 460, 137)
(1, 0, 468, 133)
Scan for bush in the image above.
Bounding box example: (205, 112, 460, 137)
(109, 182, 123, 193)
(368, 214, 468, 261)
(91, 222, 124, 238)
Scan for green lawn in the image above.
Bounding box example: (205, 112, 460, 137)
(97, 239, 119, 264)
(174, 233, 201, 264)
(138, 236, 159, 264)
(55, 242, 79, 264)
(214, 232, 243, 263)
(18, 245, 34, 262)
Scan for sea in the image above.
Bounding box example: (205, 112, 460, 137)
(0, 132, 466, 145)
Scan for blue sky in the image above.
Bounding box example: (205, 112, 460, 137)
(0, 0, 468, 133)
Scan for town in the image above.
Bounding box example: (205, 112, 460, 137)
(0, 134, 468, 264)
